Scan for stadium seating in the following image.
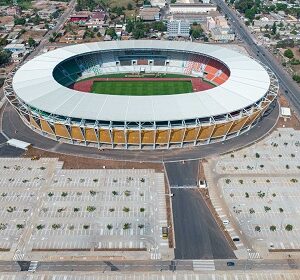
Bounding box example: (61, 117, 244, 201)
(54, 50, 230, 88)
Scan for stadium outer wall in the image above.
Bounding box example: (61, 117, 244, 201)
(4, 62, 278, 150)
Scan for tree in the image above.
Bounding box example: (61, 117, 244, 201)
(126, 20, 135, 33)
(28, 37, 36, 47)
(151, 21, 166, 32)
(271, 22, 277, 35)
(285, 224, 293, 231)
(14, 17, 26, 25)
(276, 39, 294, 48)
(105, 27, 117, 39)
(284, 49, 294, 59)
(270, 225, 276, 231)
(292, 74, 300, 83)
(255, 225, 261, 232)
(235, 0, 255, 13)
(0, 48, 11, 66)
(132, 28, 145, 39)
(127, 3, 133, 10)
(245, 8, 256, 21)
(31, 15, 41, 25)
(190, 29, 202, 39)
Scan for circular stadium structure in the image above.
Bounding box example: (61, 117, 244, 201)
(4, 41, 278, 149)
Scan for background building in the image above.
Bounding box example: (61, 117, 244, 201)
(167, 20, 190, 37)
(170, 3, 217, 14)
(210, 27, 235, 42)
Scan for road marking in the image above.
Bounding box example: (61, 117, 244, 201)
(192, 260, 215, 271)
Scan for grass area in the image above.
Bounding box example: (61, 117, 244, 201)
(91, 80, 193, 96)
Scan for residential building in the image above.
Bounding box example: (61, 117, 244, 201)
(12, 50, 27, 63)
(6, 6, 21, 16)
(38, 7, 57, 19)
(69, 13, 90, 23)
(139, 7, 160, 21)
(167, 20, 190, 37)
(90, 11, 106, 24)
(4, 43, 26, 53)
(59, 29, 85, 44)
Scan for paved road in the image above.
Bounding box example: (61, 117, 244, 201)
(165, 160, 199, 186)
(0, 259, 299, 272)
(1, 101, 279, 162)
(171, 189, 235, 259)
(214, 0, 300, 116)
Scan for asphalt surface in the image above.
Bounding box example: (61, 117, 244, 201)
(172, 189, 235, 259)
(2, 101, 279, 162)
(0, 259, 298, 272)
(165, 160, 199, 186)
(214, 0, 300, 116)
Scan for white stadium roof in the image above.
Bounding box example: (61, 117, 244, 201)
(12, 40, 271, 122)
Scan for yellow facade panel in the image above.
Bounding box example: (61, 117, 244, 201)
(113, 129, 126, 144)
(85, 128, 97, 142)
(170, 129, 184, 143)
(156, 130, 169, 144)
(29, 116, 40, 130)
(228, 116, 248, 134)
(54, 123, 70, 139)
(184, 127, 198, 142)
(198, 125, 214, 140)
(71, 126, 84, 141)
(141, 130, 155, 144)
(211, 122, 233, 138)
(127, 130, 140, 144)
(99, 129, 111, 143)
(244, 110, 261, 127)
(40, 119, 54, 135)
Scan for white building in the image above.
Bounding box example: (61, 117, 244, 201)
(215, 16, 228, 28)
(211, 27, 235, 42)
(170, 3, 217, 14)
(4, 43, 26, 53)
(150, 0, 166, 8)
(167, 20, 190, 37)
(207, 17, 216, 31)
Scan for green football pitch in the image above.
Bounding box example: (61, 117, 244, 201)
(91, 80, 193, 96)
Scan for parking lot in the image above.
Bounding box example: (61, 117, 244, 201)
(1, 271, 300, 280)
(0, 158, 170, 260)
(211, 128, 300, 253)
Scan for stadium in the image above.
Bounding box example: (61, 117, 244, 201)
(4, 41, 278, 149)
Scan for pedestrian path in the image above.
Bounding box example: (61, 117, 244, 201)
(192, 260, 215, 271)
(28, 261, 38, 272)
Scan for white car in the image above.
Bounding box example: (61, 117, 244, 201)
(222, 220, 230, 225)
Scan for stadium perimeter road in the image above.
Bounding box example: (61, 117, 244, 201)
(1, 101, 279, 162)
(164, 160, 199, 186)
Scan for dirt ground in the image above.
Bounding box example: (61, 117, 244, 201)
(0, 16, 14, 25)
(20, 30, 47, 41)
(276, 93, 300, 130)
(23, 147, 164, 171)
